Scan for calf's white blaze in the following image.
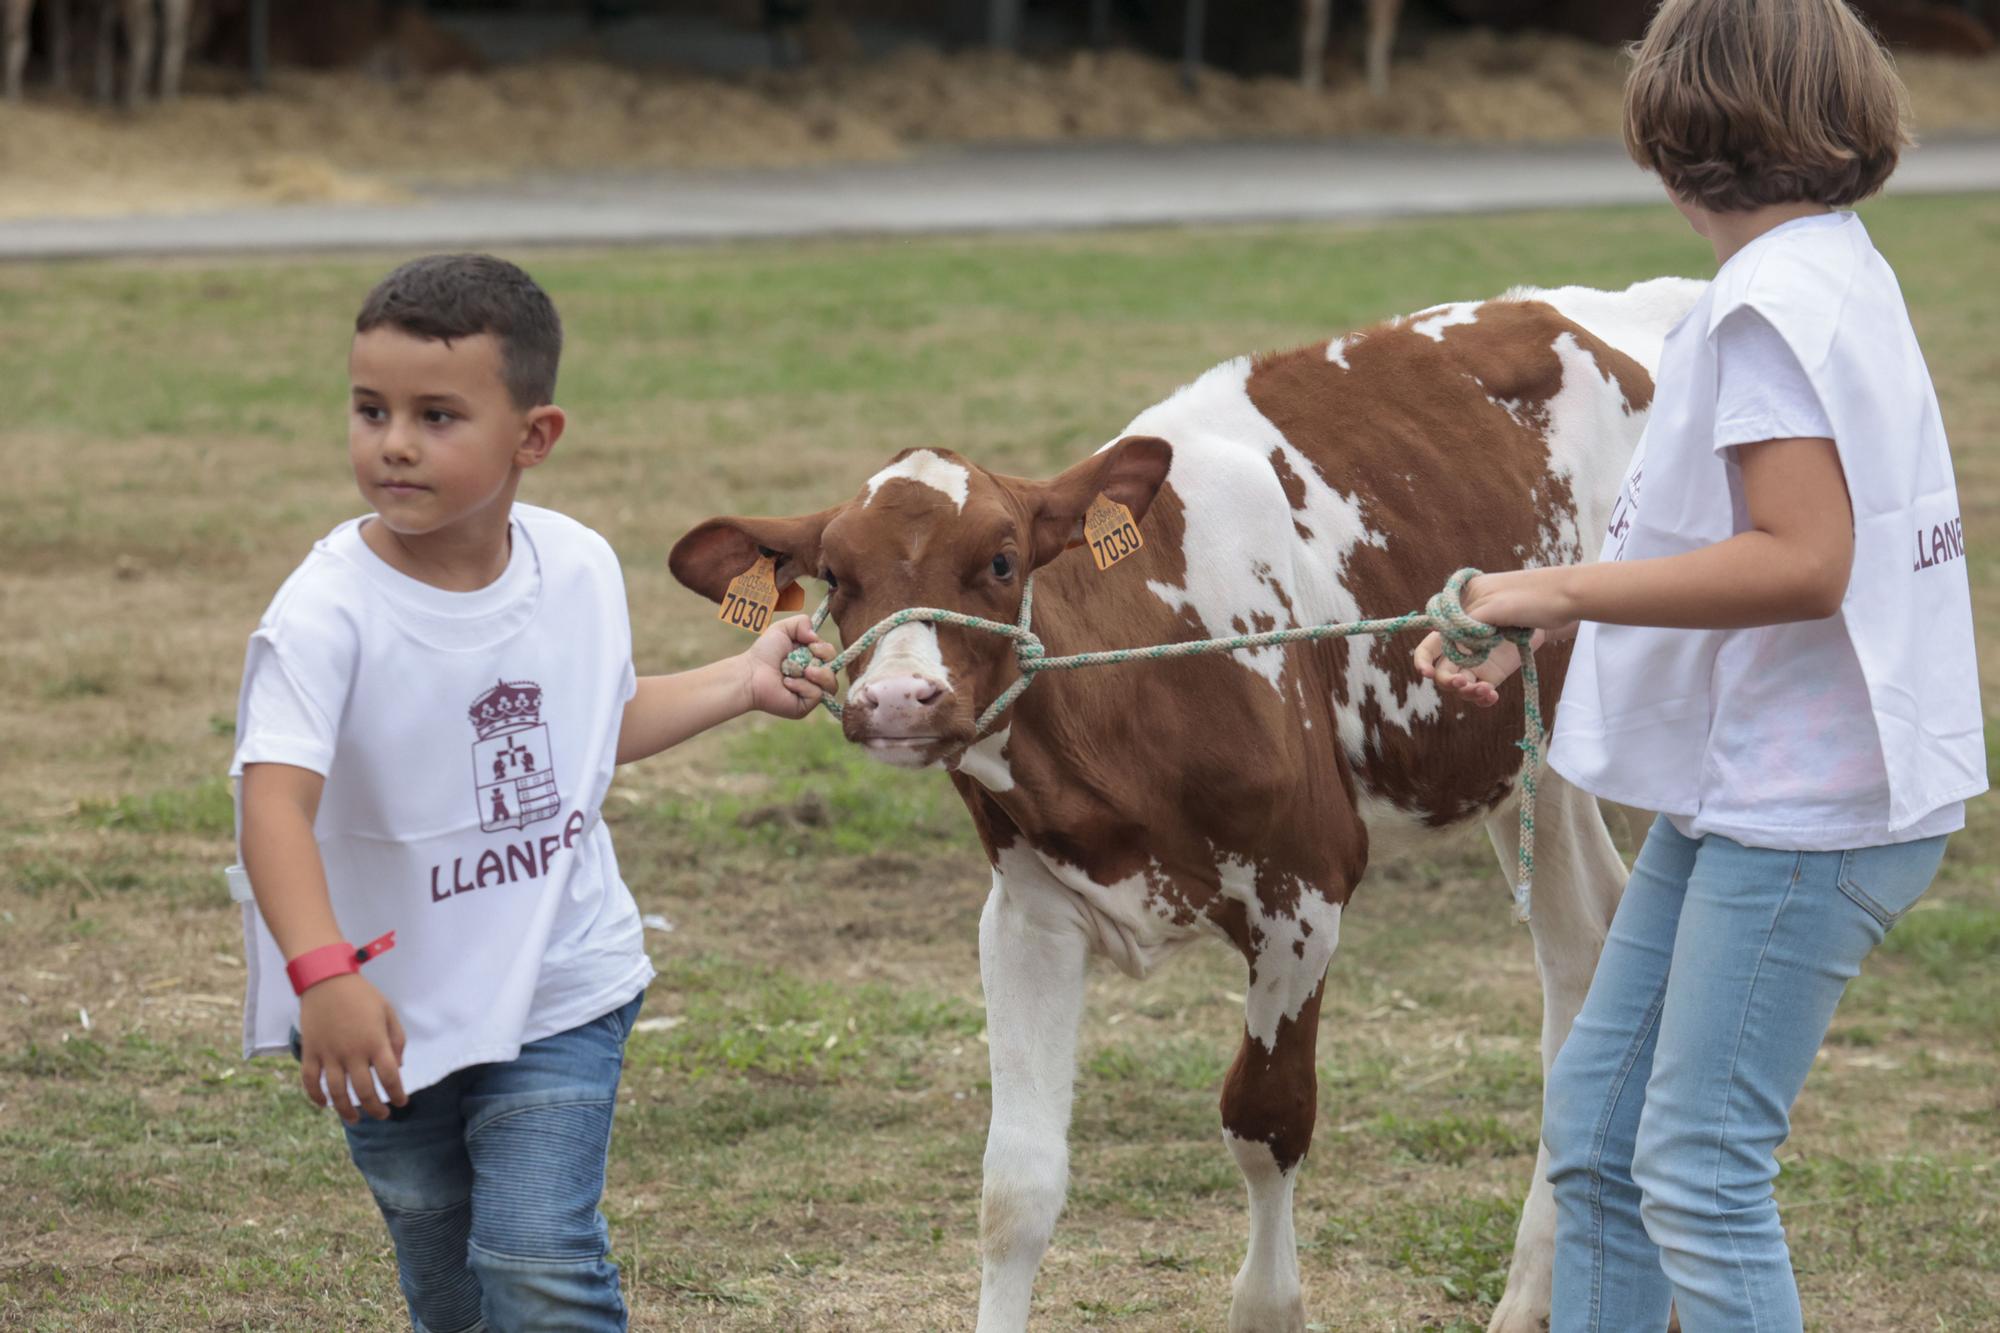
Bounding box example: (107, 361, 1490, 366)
(851, 623, 951, 697)
(865, 448, 971, 511)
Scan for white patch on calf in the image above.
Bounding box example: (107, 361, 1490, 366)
(954, 726, 1016, 792)
(1405, 301, 1480, 342)
(1114, 358, 1372, 694)
(1214, 853, 1340, 1051)
(1109, 355, 1455, 789)
(1499, 276, 1703, 379)
(1339, 645, 1442, 777)
(994, 843, 1200, 980)
(1325, 334, 1357, 369)
(1527, 330, 1652, 566)
(865, 449, 970, 512)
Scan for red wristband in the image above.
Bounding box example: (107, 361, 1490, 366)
(286, 931, 396, 997)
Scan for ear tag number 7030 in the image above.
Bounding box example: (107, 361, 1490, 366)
(1084, 494, 1143, 572)
(719, 554, 802, 633)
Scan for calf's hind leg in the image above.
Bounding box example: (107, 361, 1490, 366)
(1221, 900, 1341, 1333)
(1483, 768, 1628, 1333)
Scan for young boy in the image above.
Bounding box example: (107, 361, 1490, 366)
(1415, 2, 1984, 1329)
(226, 253, 836, 1332)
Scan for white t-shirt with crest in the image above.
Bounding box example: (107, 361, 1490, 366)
(227, 503, 653, 1095)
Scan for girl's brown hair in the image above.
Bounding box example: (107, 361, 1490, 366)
(1624, 0, 1912, 211)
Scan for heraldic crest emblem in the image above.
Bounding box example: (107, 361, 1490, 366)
(468, 679, 562, 833)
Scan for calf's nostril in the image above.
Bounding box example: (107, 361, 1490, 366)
(855, 675, 947, 715)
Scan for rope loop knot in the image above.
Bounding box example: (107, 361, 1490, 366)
(780, 645, 815, 680)
(1427, 567, 1501, 668)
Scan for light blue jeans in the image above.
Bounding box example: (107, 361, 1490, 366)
(1543, 817, 1945, 1333)
(329, 992, 644, 1333)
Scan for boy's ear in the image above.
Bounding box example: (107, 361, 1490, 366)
(516, 405, 566, 469)
(1002, 435, 1174, 570)
(669, 508, 840, 604)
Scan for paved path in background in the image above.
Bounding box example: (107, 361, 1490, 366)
(3, 136, 1998, 260)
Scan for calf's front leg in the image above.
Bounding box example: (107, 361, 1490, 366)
(975, 860, 1092, 1333)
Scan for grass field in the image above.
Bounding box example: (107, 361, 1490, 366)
(2, 196, 1997, 1332)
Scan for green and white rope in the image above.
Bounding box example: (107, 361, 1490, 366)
(781, 567, 1541, 923)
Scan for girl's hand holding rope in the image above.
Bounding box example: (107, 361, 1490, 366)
(1415, 570, 1576, 708)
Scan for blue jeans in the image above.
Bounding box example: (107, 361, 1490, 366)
(329, 993, 644, 1333)
(1543, 817, 1944, 1333)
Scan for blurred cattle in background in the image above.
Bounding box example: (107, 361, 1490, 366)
(5, 0, 194, 103)
(1184, 0, 1993, 90)
(196, 1, 485, 77)
(1435, 0, 1992, 53)
(7, 0, 1993, 107)
(1297, 0, 1402, 94)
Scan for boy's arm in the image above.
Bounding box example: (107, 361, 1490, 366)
(239, 763, 344, 957)
(239, 762, 407, 1124)
(617, 615, 838, 765)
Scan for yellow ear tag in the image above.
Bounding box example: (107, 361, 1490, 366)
(1083, 494, 1143, 572)
(719, 554, 781, 633)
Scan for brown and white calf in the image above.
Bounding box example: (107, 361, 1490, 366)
(672, 276, 1702, 1332)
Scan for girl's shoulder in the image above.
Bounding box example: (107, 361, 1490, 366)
(1706, 214, 1884, 369)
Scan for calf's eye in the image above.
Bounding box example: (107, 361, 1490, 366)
(991, 553, 1014, 580)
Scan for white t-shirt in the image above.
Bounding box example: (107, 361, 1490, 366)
(1554, 212, 1985, 850)
(227, 503, 654, 1094)
(1661, 304, 1959, 847)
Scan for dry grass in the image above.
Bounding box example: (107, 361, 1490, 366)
(1, 33, 1997, 220)
(2, 198, 1996, 1331)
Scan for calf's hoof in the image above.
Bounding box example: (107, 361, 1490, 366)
(1486, 1291, 1551, 1333)
(1227, 1293, 1307, 1333)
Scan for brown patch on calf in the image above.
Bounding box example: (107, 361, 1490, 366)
(1246, 299, 1649, 825)
(1221, 979, 1328, 1173)
(1268, 447, 1310, 511)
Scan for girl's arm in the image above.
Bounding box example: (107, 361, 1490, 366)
(1417, 436, 1852, 706)
(616, 615, 838, 764)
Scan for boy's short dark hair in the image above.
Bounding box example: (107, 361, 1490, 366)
(355, 254, 563, 408)
(1624, 0, 1911, 212)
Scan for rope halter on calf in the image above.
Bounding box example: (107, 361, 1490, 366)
(782, 567, 1543, 923)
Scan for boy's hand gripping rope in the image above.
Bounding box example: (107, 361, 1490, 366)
(781, 567, 1543, 923)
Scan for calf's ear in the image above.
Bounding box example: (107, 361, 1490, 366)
(669, 509, 839, 604)
(1015, 435, 1174, 569)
